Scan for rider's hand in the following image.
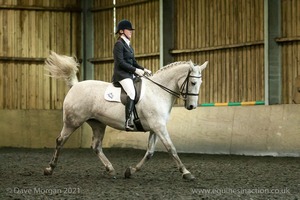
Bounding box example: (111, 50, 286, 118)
(144, 68, 152, 75)
(135, 68, 145, 76)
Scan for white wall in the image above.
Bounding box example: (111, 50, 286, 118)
(1, 104, 299, 157)
(100, 104, 300, 157)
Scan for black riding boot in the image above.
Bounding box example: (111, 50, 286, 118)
(125, 97, 135, 131)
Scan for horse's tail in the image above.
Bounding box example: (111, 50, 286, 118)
(44, 51, 79, 87)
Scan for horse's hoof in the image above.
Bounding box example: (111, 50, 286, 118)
(109, 171, 117, 179)
(124, 167, 131, 179)
(182, 173, 195, 180)
(43, 167, 53, 176)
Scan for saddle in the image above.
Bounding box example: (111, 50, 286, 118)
(111, 77, 143, 105)
(104, 77, 145, 131)
(104, 77, 144, 105)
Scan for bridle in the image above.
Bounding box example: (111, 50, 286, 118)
(143, 68, 202, 101)
(179, 70, 202, 100)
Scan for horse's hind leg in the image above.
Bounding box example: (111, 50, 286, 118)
(87, 120, 116, 178)
(44, 125, 77, 175)
(125, 131, 158, 178)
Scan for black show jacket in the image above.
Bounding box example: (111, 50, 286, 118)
(112, 38, 144, 83)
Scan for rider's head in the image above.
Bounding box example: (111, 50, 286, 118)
(115, 19, 134, 40)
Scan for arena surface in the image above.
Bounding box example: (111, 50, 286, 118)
(0, 148, 299, 199)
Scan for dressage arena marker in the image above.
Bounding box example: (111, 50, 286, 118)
(199, 101, 265, 107)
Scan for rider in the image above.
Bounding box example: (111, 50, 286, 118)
(112, 19, 151, 131)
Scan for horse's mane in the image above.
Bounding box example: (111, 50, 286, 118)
(155, 61, 192, 74)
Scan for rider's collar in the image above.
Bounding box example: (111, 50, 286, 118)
(121, 35, 130, 47)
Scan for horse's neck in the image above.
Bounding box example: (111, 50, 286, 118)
(152, 64, 190, 92)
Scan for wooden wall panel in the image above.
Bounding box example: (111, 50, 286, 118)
(280, 0, 300, 104)
(93, 0, 160, 82)
(0, 0, 81, 109)
(173, 0, 264, 105)
(2, 0, 298, 109)
(93, 0, 115, 82)
(115, 0, 160, 76)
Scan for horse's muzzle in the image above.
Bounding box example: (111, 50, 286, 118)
(187, 105, 196, 110)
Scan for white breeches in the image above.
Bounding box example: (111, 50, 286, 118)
(119, 78, 135, 100)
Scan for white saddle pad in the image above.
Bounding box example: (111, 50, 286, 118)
(104, 82, 145, 103)
(104, 84, 122, 102)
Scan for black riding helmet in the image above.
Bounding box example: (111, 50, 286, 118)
(115, 19, 135, 34)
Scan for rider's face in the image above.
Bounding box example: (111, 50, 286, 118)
(123, 29, 133, 40)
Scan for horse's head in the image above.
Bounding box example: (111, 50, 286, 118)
(180, 61, 208, 110)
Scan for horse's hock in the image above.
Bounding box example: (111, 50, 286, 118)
(293, 75, 300, 104)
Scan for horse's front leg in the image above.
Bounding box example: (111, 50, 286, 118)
(125, 131, 158, 178)
(156, 127, 195, 180)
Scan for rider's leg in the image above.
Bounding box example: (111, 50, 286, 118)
(125, 96, 135, 131)
(119, 78, 135, 131)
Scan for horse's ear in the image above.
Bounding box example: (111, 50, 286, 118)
(199, 61, 208, 71)
(189, 60, 198, 71)
(189, 60, 194, 67)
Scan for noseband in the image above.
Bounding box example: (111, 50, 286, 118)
(143, 69, 201, 101)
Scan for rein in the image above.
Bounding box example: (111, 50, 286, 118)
(143, 70, 201, 101)
(143, 75, 183, 100)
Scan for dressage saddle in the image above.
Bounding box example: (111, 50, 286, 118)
(113, 77, 143, 105)
(113, 77, 145, 131)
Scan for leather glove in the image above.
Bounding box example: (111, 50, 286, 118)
(135, 68, 145, 76)
(144, 68, 152, 75)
